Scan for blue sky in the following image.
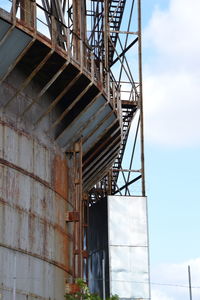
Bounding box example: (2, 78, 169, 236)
(142, 0, 200, 299)
(1, 1, 199, 298)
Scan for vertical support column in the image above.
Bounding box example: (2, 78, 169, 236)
(68, 140, 88, 279)
(73, 0, 87, 63)
(20, 0, 36, 28)
(83, 192, 89, 282)
(138, 5, 151, 300)
(137, 0, 146, 197)
(100, 61, 103, 81)
(73, 0, 86, 41)
(66, 27, 71, 59)
(11, 0, 17, 23)
(73, 140, 83, 279)
(51, 15, 57, 48)
(188, 265, 193, 300)
(103, 0, 110, 99)
(66, 140, 86, 285)
(91, 52, 95, 82)
(103, 0, 109, 70)
(108, 170, 112, 195)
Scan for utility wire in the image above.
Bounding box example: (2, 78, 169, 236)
(0, 276, 200, 290)
(85, 277, 200, 289)
(112, 280, 200, 289)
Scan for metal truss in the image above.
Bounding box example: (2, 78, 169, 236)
(2, 0, 145, 199)
(86, 0, 146, 199)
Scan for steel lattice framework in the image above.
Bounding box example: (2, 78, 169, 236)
(0, 0, 147, 294)
(1, 0, 145, 200)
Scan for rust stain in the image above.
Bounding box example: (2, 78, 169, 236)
(0, 158, 71, 204)
(16, 20, 69, 62)
(63, 233, 69, 268)
(4, 166, 20, 202)
(0, 119, 31, 139)
(65, 283, 80, 294)
(66, 154, 76, 207)
(0, 241, 73, 275)
(0, 158, 50, 190)
(52, 155, 67, 199)
(0, 197, 73, 240)
(41, 197, 47, 209)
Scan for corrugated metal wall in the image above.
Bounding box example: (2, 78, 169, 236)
(0, 120, 73, 299)
(0, 6, 124, 298)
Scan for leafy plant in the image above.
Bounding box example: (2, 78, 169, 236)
(65, 279, 119, 300)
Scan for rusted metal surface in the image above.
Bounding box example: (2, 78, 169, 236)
(73, 141, 83, 279)
(34, 71, 82, 127)
(65, 212, 80, 222)
(0, 19, 32, 80)
(4, 49, 54, 109)
(53, 154, 68, 200)
(65, 283, 80, 294)
(0, 0, 147, 298)
(0, 14, 121, 189)
(0, 121, 73, 299)
(52, 82, 94, 130)
(0, 7, 123, 192)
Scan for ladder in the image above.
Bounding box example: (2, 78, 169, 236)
(108, 0, 126, 65)
(112, 101, 137, 192)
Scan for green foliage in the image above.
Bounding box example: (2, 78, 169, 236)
(107, 296, 119, 300)
(65, 279, 119, 300)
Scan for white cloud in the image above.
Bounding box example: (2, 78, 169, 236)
(151, 258, 200, 300)
(145, 0, 200, 61)
(151, 288, 174, 300)
(143, 0, 200, 147)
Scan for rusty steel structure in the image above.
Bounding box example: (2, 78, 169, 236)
(0, 0, 146, 299)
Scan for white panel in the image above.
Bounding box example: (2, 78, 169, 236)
(109, 196, 148, 246)
(108, 196, 150, 300)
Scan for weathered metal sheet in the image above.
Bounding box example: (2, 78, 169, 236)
(0, 122, 73, 299)
(83, 113, 116, 153)
(2, 124, 51, 183)
(107, 196, 150, 300)
(84, 147, 120, 190)
(0, 21, 32, 79)
(0, 18, 11, 39)
(0, 246, 67, 300)
(56, 95, 107, 148)
(0, 9, 125, 297)
(0, 14, 122, 189)
(81, 102, 111, 138)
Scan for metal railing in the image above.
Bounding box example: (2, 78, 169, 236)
(0, 0, 141, 197)
(0, 0, 122, 111)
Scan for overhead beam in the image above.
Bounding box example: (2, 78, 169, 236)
(34, 71, 82, 127)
